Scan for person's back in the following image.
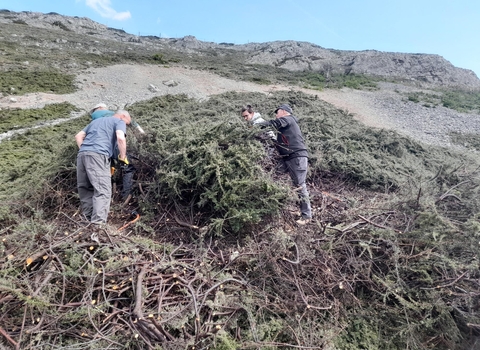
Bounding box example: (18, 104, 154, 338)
(91, 109, 115, 120)
(89, 103, 145, 134)
(270, 114, 308, 158)
(75, 111, 130, 223)
(79, 117, 126, 157)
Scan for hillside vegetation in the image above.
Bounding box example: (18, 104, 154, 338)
(1, 11, 480, 350)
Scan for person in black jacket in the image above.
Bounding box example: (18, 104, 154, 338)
(259, 103, 312, 225)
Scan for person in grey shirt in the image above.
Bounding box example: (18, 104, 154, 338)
(88, 103, 145, 200)
(75, 110, 131, 224)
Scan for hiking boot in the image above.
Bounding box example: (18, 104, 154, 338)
(296, 217, 311, 225)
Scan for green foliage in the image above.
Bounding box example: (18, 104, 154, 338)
(0, 102, 77, 132)
(442, 90, 480, 112)
(151, 53, 168, 63)
(212, 332, 240, 350)
(0, 70, 76, 95)
(404, 89, 480, 113)
(335, 318, 380, 350)
(0, 103, 84, 202)
(247, 76, 272, 85)
(210, 60, 379, 90)
(302, 70, 375, 89)
(450, 131, 480, 151)
(130, 94, 289, 231)
(1, 16, 480, 347)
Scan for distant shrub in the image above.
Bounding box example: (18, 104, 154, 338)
(0, 102, 77, 133)
(407, 93, 420, 102)
(151, 53, 168, 64)
(442, 90, 480, 112)
(248, 76, 271, 85)
(404, 89, 480, 113)
(296, 71, 378, 90)
(0, 70, 76, 95)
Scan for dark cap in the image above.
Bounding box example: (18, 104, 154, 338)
(274, 103, 293, 114)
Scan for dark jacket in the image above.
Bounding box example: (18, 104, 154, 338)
(261, 115, 308, 159)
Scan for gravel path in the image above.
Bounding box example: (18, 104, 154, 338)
(1, 63, 479, 148)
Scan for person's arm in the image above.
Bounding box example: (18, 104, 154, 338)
(75, 131, 86, 148)
(267, 117, 291, 129)
(256, 120, 272, 128)
(116, 130, 127, 160)
(130, 119, 145, 134)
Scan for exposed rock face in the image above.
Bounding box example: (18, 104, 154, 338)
(241, 41, 480, 88)
(1, 9, 479, 89)
(0, 9, 109, 33)
(340, 50, 479, 88)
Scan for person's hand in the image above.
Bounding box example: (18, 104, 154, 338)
(135, 125, 146, 134)
(118, 155, 129, 165)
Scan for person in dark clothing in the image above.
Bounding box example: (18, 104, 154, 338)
(259, 103, 312, 225)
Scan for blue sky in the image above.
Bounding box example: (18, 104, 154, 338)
(2, 0, 480, 78)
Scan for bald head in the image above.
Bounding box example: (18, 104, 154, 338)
(114, 110, 131, 125)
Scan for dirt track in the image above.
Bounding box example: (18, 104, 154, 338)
(2, 64, 479, 148)
(0, 64, 388, 128)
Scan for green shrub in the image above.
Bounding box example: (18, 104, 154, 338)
(0, 70, 76, 95)
(404, 89, 480, 113)
(0, 104, 84, 201)
(0, 102, 77, 132)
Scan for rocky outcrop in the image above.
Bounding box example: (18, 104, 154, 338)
(240, 41, 480, 89)
(1, 9, 479, 89)
(339, 50, 479, 88)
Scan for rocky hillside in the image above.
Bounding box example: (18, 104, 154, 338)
(2, 9, 480, 350)
(1, 9, 479, 89)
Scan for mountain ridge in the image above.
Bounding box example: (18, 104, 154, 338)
(1, 9, 479, 89)
(1, 9, 480, 350)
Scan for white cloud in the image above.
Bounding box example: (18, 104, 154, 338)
(85, 0, 131, 21)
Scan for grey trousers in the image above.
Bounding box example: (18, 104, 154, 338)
(77, 152, 112, 223)
(280, 157, 312, 219)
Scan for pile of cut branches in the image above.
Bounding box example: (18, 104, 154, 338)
(2, 91, 480, 349)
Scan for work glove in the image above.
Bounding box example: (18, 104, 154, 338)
(135, 125, 146, 134)
(118, 155, 129, 165)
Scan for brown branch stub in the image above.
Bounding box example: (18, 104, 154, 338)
(0, 325, 18, 349)
(358, 214, 402, 234)
(133, 264, 148, 318)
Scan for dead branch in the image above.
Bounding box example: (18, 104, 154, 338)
(437, 180, 470, 202)
(0, 325, 19, 349)
(358, 214, 403, 233)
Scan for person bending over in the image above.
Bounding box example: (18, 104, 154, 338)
(75, 110, 131, 223)
(259, 103, 312, 225)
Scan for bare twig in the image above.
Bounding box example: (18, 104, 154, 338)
(437, 180, 470, 202)
(0, 325, 18, 349)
